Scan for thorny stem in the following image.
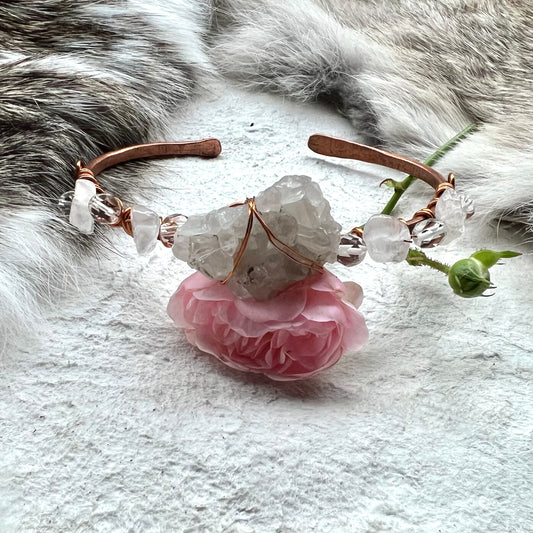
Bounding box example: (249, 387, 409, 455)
(380, 123, 478, 216)
(406, 249, 450, 275)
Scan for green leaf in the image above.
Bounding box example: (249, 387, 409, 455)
(471, 249, 522, 269)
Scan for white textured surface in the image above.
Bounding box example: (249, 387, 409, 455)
(1, 83, 532, 532)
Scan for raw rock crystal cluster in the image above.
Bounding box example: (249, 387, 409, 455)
(172, 175, 341, 300)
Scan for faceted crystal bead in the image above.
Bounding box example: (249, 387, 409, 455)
(131, 204, 160, 255)
(69, 179, 96, 234)
(58, 190, 75, 216)
(435, 189, 467, 243)
(88, 193, 122, 224)
(159, 213, 188, 246)
(363, 214, 411, 263)
(411, 218, 447, 248)
(336, 233, 367, 267)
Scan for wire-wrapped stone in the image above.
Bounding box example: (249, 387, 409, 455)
(435, 189, 468, 243)
(172, 175, 341, 300)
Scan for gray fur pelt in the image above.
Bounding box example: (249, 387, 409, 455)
(1, 0, 532, 345)
(210, 0, 533, 230)
(0, 1, 211, 345)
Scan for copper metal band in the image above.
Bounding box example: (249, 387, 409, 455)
(307, 134, 454, 231)
(75, 135, 451, 246)
(84, 139, 222, 177)
(76, 139, 222, 240)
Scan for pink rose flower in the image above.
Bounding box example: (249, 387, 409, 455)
(167, 269, 368, 381)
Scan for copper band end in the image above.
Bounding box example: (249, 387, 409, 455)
(200, 138, 222, 158)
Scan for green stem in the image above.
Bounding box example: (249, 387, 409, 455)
(406, 249, 450, 275)
(381, 123, 477, 216)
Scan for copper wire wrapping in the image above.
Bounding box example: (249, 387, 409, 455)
(424, 175, 456, 213)
(76, 162, 133, 236)
(116, 206, 133, 237)
(76, 161, 104, 194)
(350, 226, 365, 238)
(222, 198, 323, 285)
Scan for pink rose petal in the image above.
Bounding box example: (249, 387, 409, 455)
(342, 281, 364, 309)
(301, 290, 347, 323)
(167, 269, 369, 380)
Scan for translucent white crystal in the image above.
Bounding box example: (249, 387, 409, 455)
(172, 204, 248, 280)
(172, 175, 341, 299)
(255, 185, 281, 212)
(131, 204, 160, 255)
(460, 193, 475, 219)
(411, 218, 447, 248)
(69, 179, 96, 234)
(189, 234, 235, 279)
(435, 189, 467, 244)
(363, 214, 411, 263)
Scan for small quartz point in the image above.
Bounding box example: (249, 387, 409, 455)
(172, 175, 341, 300)
(58, 190, 75, 216)
(435, 189, 467, 244)
(69, 179, 96, 234)
(337, 233, 367, 266)
(460, 194, 475, 219)
(363, 214, 411, 262)
(89, 193, 122, 224)
(159, 213, 188, 246)
(131, 205, 160, 255)
(411, 218, 447, 248)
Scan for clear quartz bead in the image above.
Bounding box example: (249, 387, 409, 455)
(69, 179, 96, 234)
(336, 233, 367, 266)
(131, 204, 160, 255)
(411, 218, 447, 248)
(363, 214, 411, 263)
(435, 189, 467, 243)
(58, 190, 75, 216)
(88, 193, 122, 224)
(159, 213, 188, 246)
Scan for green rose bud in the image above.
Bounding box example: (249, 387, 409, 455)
(448, 250, 521, 298)
(448, 257, 491, 298)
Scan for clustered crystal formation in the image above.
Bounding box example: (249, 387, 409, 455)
(172, 175, 342, 300)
